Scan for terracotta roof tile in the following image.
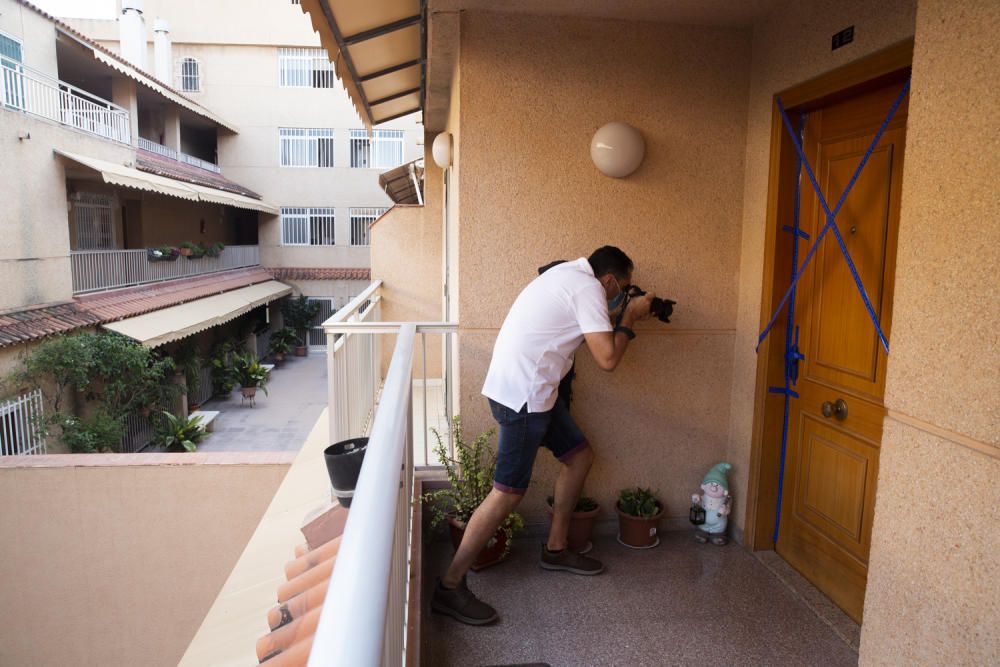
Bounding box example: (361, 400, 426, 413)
(257, 504, 349, 665)
(135, 150, 262, 198)
(268, 268, 371, 282)
(0, 268, 277, 348)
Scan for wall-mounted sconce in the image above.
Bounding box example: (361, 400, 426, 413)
(432, 132, 453, 168)
(590, 122, 645, 178)
(17, 130, 30, 141)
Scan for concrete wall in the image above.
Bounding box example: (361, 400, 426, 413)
(0, 453, 292, 667)
(370, 204, 444, 377)
(0, 0, 59, 78)
(454, 11, 752, 524)
(137, 194, 241, 247)
(727, 0, 919, 537)
(859, 1, 1000, 663)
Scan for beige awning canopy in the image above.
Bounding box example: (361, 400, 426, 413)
(103, 281, 292, 348)
(55, 150, 280, 215)
(379, 158, 424, 204)
(298, 0, 424, 127)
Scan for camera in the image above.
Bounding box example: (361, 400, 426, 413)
(624, 285, 676, 323)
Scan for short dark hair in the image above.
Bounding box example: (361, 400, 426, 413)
(588, 246, 633, 280)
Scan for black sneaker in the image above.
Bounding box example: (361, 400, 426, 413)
(431, 577, 499, 625)
(539, 545, 605, 575)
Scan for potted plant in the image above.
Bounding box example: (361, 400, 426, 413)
(422, 416, 524, 570)
(232, 352, 270, 400)
(617, 487, 663, 549)
(153, 411, 206, 452)
(268, 327, 298, 364)
(180, 241, 205, 259)
(546, 494, 600, 554)
(147, 246, 179, 262)
(204, 241, 225, 258)
(281, 295, 321, 356)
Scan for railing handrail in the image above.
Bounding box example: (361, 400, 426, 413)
(322, 280, 383, 327)
(2, 56, 128, 114)
(308, 323, 416, 667)
(323, 321, 458, 335)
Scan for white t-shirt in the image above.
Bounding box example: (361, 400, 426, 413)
(482, 258, 613, 412)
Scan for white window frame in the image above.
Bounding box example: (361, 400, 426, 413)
(0, 30, 24, 109)
(280, 128, 335, 167)
(281, 207, 336, 245)
(278, 48, 335, 88)
(349, 129, 405, 169)
(74, 193, 117, 250)
(177, 56, 201, 92)
(349, 207, 387, 247)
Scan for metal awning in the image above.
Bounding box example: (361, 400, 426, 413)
(55, 150, 279, 214)
(379, 158, 424, 204)
(102, 281, 292, 348)
(298, 0, 425, 127)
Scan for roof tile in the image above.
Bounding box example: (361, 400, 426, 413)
(269, 268, 371, 282)
(135, 150, 263, 198)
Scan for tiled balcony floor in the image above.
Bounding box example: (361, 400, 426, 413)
(423, 531, 859, 667)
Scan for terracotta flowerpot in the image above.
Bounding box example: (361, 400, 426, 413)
(241, 386, 258, 398)
(274, 351, 286, 364)
(616, 502, 663, 549)
(294, 345, 307, 357)
(546, 502, 600, 553)
(179, 247, 193, 257)
(447, 516, 510, 571)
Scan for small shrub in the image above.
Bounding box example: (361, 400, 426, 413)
(617, 487, 661, 518)
(154, 411, 206, 452)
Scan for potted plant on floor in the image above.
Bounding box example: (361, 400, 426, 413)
(617, 487, 663, 549)
(423, 416, 524, 570)
(154, 411, 207, 452)
(546, 494, 600, 554)
(281, 295, 321, 356)
(232, 352, 270, 401)
(268, 327, 298, 364)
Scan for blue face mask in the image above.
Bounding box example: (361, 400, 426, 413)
(607, 281, 625, 312)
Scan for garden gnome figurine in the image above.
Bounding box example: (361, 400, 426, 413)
(691, 462, 732, 545)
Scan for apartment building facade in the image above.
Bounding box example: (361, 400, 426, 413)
(64, 0, 424, 344)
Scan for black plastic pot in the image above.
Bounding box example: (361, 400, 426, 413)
(324, 437, 368, 508)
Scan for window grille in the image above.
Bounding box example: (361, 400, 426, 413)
(290, 0, 300, 4)
(0, 389, 46, 456)
(349, 129, 404, 169)
(74, 193, 116, 250)
(281, 207, 336, 245)
(0, 31, 22, 63)
(280, 127, 335, 167)
(278, 48, 335, 88)
(179, 57, 200, 92)
(350, 207, 387, 246)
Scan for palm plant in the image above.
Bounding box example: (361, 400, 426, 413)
(154, 411, 206, 452)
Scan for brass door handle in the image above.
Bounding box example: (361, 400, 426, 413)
(821, 398, 849, 421)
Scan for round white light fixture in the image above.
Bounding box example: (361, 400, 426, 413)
(590, 122, 645, 178)
(432, 132, 453, 168)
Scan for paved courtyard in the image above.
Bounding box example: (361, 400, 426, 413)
(197, 352, 327, 452)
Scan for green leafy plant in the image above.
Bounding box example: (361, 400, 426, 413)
(147, 246, 178, 261)
(171, 340, 203, 402)
(281, 295, 321, 343)
(180, 241, 206, 258)
(617, 487, 662, 518)
(422, 416, 524, 558)
(204, 241, 225, 258)
(10, 332, 178, 451)
(209, 340, 240, 395)
(546, 494, 599, 513)
(268, 327, 299, 355)
(232, 352, 270, 395)
(153, 411, 206, 452)
(56, 411, 125, 453)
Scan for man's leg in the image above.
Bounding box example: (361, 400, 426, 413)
(546, 446, 594, 551)
(442, 487, 523, 588)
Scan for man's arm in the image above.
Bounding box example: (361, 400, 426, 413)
(583, 294, 653, 371)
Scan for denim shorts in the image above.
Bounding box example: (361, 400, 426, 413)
(488, 397, 590, 495)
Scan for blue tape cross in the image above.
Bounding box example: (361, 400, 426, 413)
(756, 79, 910, 356)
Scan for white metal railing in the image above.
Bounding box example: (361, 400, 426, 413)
(70, 245, 260, 294)
(191, 365, 215, 406)
(120, 412, 154, 453)
(0, 389, 46, 456)
(138, 137, 222, 173)
(1, 58, 130, 144)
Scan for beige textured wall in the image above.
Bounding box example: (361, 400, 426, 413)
(456, 11, 751, 523)
(138, 195, 240, 247)
(726, 0, 918, 535)
(860, 1, 1000, 663)
(371, 204, 444, 377)
(0, 454, 291, 667)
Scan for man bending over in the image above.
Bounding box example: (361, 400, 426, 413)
(432, 246, 654, 625)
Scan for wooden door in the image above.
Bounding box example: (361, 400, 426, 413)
(775, 81, 908, 622)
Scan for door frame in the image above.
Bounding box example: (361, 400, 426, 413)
(745, 40, 914, 551)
